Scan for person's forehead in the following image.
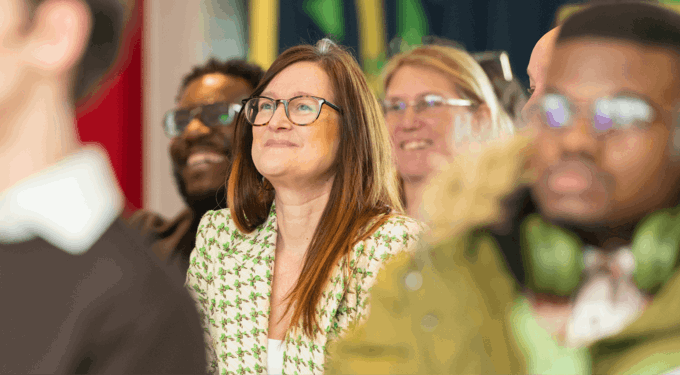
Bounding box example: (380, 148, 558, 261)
(179, 73, 252, 107)
(528, 28, 560, 83)
(547, 39, 680, 104)
(262, 61, 335, 101)
(386, 64, 459, 99)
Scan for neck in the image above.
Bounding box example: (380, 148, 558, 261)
(0, 79, 80, 192)
(402, 177, 427, 218)
(273, 178, 334, 256)
(563, 220, 639, 252)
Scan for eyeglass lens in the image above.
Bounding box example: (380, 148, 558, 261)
(384, 94, 469, 118)
(164, 102, 240, 137)
(541, 93, 654, 133)
(244, 97, 322, 125)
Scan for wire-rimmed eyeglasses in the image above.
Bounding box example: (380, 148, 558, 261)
(242, 96, 342, 126)
(526, 93, 659, 135)
(383, 94, 474, 120)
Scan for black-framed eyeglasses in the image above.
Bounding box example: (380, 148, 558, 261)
(532, 93, 657, 134)
(242, 95, 342, 126)
(163, 101, 242, 137)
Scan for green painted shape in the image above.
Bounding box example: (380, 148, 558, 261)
(397, 0, 428, 46)
(303, 0, 345, 41)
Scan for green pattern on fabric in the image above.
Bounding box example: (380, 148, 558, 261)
(185, 205, 424, 374)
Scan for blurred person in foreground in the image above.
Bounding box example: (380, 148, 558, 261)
(327, 2, 680, 374)
(130, 58, 263, 276)
(184, 38, 423, 374)
(381, 45, 514, 217)
(0, 0, 205, 372)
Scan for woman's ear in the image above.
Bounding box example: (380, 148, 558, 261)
(22, 0, 91, 75)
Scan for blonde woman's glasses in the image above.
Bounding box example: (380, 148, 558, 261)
(383, 94, 473, 121)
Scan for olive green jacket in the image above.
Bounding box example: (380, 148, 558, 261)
(326, 137, 680, 374)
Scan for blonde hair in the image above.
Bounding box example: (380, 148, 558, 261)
(382, 45, 514, 141)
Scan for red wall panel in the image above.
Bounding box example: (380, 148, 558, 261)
(76, 0, 144, 211)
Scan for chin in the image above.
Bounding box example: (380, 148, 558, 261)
(398, 164, 433, 182)
(539, 196, 610, 225)
(253, 161, 291, 179)
(184, 178, 224, 197)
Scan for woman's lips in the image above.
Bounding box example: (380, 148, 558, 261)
(264, 139, 298, 147)
(400, 139, 433, 151)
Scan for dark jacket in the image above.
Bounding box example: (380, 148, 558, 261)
(129, 208, 199, 277)
(0, 218, 206, 373)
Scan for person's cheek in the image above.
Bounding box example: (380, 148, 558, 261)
(604, 133, 658, 198)
(534, 131, 561, 173)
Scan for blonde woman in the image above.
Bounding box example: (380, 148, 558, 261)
(382, 45, 514, 217)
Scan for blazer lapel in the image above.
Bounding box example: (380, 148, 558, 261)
(232, 206, 278, 371)
(317, 251, 353, 341)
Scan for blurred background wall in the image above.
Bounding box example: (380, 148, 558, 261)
(143, 0, 247, 219)
(81, 0, 680, 220)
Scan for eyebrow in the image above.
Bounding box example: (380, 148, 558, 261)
(384, 91, 447, 101)
(260, 91, 318, 99)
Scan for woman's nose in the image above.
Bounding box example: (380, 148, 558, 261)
(267, 102, 293, 129)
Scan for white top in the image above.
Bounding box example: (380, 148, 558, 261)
(267, 339, 284, 375)
(0, 146, 123, 254)
(566, 246, 648, 347)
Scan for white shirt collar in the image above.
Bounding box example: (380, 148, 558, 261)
(0, 147, 124, 255)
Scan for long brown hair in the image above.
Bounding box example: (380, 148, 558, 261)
(227, 39, 403, 337)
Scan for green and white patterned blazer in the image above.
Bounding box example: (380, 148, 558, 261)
(185, 205, 423, 375)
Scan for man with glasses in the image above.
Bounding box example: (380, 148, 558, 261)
(328, 2, 680, 374)
(130, 58, 263, 276)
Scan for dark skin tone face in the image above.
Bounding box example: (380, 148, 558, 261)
(170, 73, 253, 201)
(530, 39, 680, 248)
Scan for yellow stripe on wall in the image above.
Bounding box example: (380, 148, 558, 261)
(356, 0, 387, 95)
(249, 0, 278, 70)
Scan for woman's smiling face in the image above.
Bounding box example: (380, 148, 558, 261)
(385, 64, 472, 181)
(250, 61, 341, 188)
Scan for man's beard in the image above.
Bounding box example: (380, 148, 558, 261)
(173, 168, 228, 217)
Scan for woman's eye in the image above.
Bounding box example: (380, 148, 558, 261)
(259, 102, 272, 111)
(296, 104, 313, 112)
(389, 103, 404, 112)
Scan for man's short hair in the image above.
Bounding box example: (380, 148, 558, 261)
(176, 58, 264, 101)
(26, 0, 129, 101)
(558, 1, 680, 56)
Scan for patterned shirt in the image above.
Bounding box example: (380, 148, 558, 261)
(185, 205, 423, 374)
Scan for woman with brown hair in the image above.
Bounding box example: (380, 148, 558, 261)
(185, 39, 423, 375)
(382, 45, 515, 217)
